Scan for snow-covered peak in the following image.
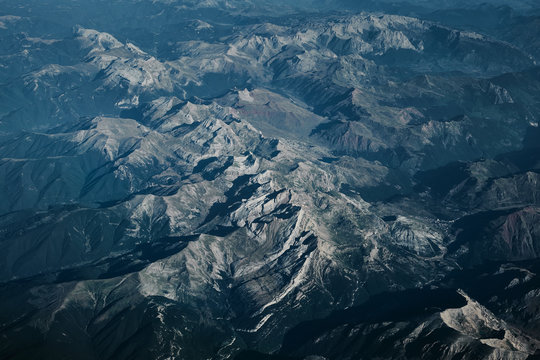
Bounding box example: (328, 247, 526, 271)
(76, 27, 123, 54)
(75, 28, 175, 93)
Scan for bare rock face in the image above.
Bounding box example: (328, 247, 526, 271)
(0, 1, 540, 359)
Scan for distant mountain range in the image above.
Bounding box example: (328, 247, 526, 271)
(0, 1, 540, 359)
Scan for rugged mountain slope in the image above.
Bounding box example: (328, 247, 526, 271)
(0, 1, 540, 359)
(248, 263, 540, 360)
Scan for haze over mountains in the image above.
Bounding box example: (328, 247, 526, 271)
(0, 0, 540, 359)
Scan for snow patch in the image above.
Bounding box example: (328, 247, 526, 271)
(238, 89, 255, 103)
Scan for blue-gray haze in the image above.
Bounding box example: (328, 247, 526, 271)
(0, 1, 539, 359)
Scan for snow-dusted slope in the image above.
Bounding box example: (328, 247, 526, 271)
(1, 1, 540, 359)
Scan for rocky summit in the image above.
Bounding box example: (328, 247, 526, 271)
(0, 1, 540, 359)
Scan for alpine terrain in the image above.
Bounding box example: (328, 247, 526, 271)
(1, 0, 540, 359)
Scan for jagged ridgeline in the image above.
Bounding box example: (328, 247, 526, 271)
(0, 0, 540, 359)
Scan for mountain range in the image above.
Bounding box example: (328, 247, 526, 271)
(1, 0, 540, 359)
